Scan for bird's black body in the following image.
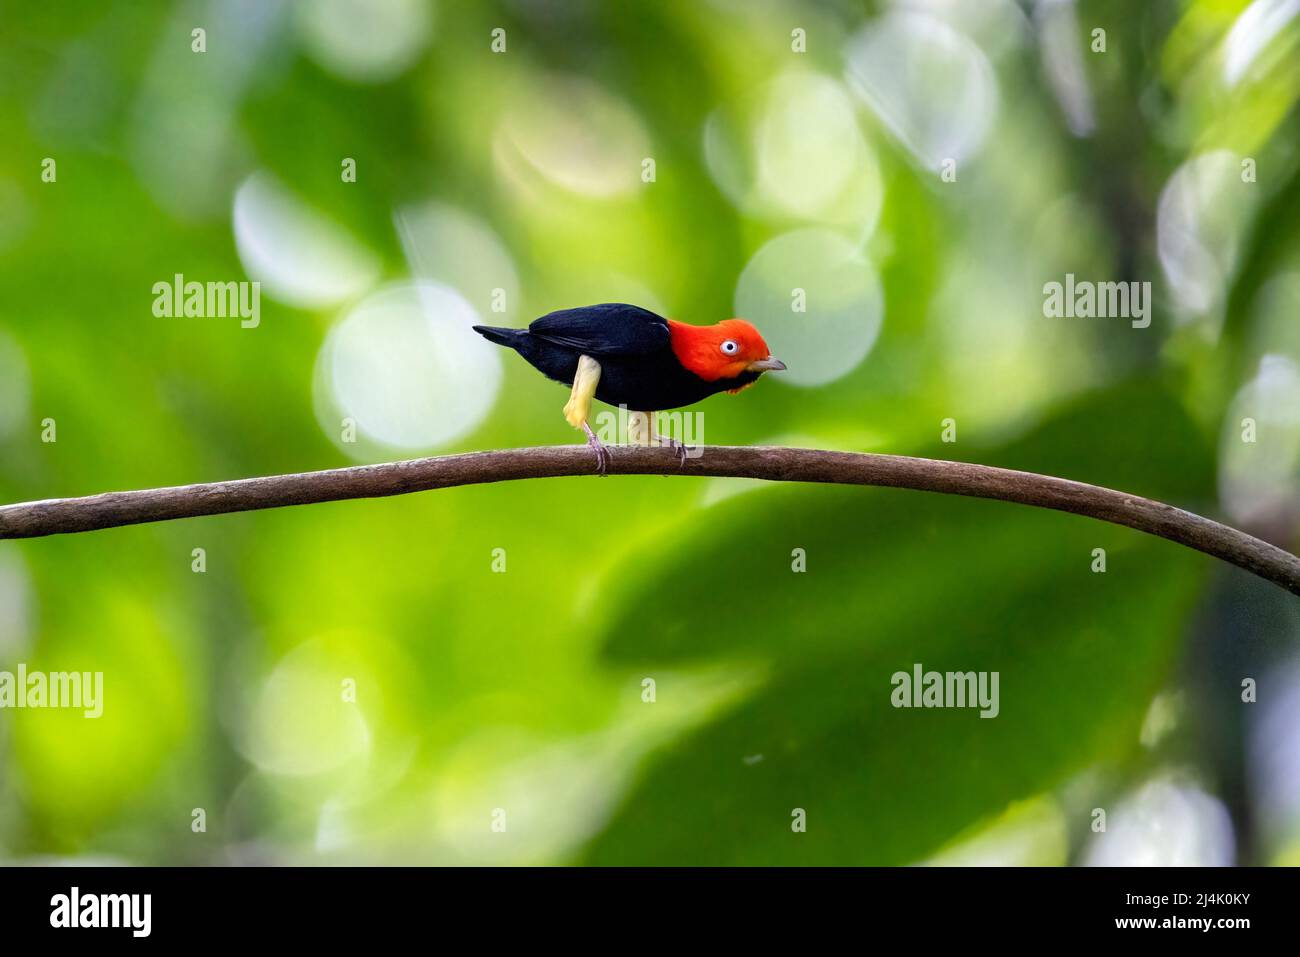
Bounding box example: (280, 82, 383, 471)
(474, 303, 760, 411)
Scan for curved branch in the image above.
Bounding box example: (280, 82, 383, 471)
(2, 445, 1297, 595)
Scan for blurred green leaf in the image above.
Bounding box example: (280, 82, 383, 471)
(583, 382, 1214, 864)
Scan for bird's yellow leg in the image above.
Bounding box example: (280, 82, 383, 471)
(563, 355, 602, 428)
(564, 355, 610, 474)
(628, 410, 653, 446)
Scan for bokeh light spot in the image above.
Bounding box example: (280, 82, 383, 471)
(1084, 774, 1235, 866)
(240, 640, 372, 777)
(494, 75, 650, 199)
(1157, 150, 1256, 320)
(1218, 354, 1300, 526)
(845, 11, 998, 169)
(704, 71, 882, 231)
(316, 280, 501, 455)
(233, 171, 381, 310)
(295, 0, 433, 84)
(396, 201, 520, 324)
(734, 228, 883, 387)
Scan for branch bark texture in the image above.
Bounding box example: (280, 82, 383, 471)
(2, 445, 1297, 596)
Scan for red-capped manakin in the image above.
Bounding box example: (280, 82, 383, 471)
(474, 303, 786, 472)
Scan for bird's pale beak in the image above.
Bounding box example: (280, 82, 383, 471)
(747, 357, 787, 372)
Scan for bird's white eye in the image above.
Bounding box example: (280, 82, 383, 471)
(720, 339, 739, 356)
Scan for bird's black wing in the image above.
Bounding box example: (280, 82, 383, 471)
(527, 303, 670, 356)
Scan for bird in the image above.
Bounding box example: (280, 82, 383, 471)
(474, 303, 786, 472)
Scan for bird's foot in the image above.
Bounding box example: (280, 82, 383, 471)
(656, 435, 690, 468)
(582, 422, 611, 476)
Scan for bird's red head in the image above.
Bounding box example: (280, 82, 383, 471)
(667, 318, 787, 383)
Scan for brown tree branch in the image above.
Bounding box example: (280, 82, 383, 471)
(2, 444, 1297, 595)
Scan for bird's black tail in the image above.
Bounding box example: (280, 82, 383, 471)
(472, 325, 525, 348)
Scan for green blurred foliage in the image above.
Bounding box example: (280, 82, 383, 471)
(0, 0, 1298, 865)
(586, 383, 1209, 864)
